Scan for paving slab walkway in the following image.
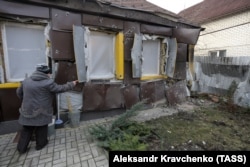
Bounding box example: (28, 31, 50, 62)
(0, 117, 117, 167)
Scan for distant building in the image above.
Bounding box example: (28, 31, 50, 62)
(179, 0, 250, 107)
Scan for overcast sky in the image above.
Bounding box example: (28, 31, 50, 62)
(147, 0, 203, 13)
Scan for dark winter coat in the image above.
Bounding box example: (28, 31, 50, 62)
(16, 71, 75, 126)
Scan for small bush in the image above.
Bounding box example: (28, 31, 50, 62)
(109, 133, 148, 151)
(89, 100, 151, 151)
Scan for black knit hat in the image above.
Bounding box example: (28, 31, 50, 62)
(36, 64, 51, 74)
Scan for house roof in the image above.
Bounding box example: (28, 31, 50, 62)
(178, 0, 250, 24)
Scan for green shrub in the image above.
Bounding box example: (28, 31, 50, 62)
(89, 100, 151, 151)
(109, 133, 148, 151)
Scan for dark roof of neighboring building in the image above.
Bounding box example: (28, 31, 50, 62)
(98, 0, 201, 27)
(178, 0, 250, 24)
(98, 0, 180, 19)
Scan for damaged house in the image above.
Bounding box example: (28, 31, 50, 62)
(0, 0, 201, 122)
(179, 0, 250, 107)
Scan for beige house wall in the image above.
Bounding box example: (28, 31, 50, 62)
(195, 10, 250, 57)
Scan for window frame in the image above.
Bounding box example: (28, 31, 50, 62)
(73, 26, 124, 83)
(1, 22, 47, 82)
(132, 33, 177, 80)
(209, 50, 227, 58)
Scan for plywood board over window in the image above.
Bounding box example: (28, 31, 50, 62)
(1, 23, 47, 82)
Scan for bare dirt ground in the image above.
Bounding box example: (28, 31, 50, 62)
(133, 94, 250, 151)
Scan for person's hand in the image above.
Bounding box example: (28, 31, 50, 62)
(73, 80, 78, 86)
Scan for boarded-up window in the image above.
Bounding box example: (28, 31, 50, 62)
(2, 23, 46, 82)
(74, 26, 123, 82)
(132, 34, 177, 80)
(87, 31, 115, 80)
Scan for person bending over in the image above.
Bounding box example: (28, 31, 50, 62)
(16, 63, 78, 154)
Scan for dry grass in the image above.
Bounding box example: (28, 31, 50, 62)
(145, 96, 250, 151)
